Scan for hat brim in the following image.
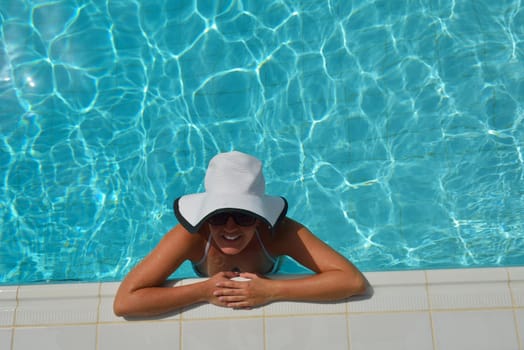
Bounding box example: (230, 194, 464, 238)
(174, 193, 288, 233)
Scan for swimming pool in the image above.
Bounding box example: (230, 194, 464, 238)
(0, 0, 523, 285)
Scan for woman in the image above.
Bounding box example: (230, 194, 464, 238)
(114, 151, 367, 317)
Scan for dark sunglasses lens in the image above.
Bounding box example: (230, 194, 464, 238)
(233, 213, 256, 226)
(208, 212, 256, 226)
(208, 213, 228, 225)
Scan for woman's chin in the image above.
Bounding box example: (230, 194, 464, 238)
(216, 236, 246, 254)
(219, 247, 242, 255)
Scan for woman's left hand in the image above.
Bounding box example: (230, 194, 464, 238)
(213, 272, 273, 309)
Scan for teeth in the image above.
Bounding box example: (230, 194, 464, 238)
(224, 235, 240, 241)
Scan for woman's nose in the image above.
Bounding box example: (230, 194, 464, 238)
(224, 216, 238, 230)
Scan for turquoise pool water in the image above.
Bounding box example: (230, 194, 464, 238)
(1, 0, 523, 285)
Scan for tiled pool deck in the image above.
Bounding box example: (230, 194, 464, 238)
(1, 267, 523, 350)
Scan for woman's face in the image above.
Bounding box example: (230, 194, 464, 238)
(207, 213, 258, 255)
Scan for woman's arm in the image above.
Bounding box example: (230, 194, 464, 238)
(113, 225, 232, 317)
(270, 218, 368, 300)
(213, 218, 368, 308)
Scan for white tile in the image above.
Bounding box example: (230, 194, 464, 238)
(516, 309, 524, 346)
(507, 266, 524, 280)
(427, 268, 512, 309)
(266, 314, 349, 350)
(182, 301, 264, 319)
(98, 282, 121, 323)
(16, 283, 99, 326)
(508, 267, 524, 307)
(349, 270, 428, 312)
(264, 300, 345, 316)
(0, 328, 13, 350)
(182, 318, 264, 350)
(432, 310, 519, 350)
(350, 285, 429, 312)
(348, 312, 433, 350)
(365, 270, 427, 285)
(427, 268, 508, 283)
(0, 286, 17, 326)
(98, 322, 180, 350)
(12, 325, 96, 350)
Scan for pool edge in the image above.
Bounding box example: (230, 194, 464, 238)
(1, 266, 523, 350)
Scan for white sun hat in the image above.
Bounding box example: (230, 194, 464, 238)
(173, 151, 288, 233)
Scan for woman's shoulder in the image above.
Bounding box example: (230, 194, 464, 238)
(261, 217, 308, 255)
(168, 223, 210, 238)
(258, 217, 298, 236)
(274, 217, 307, 234)
(160, 224, 208, 261)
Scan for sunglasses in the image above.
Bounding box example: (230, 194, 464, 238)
(207, 212, 257, 226)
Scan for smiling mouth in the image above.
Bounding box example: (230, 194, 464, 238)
(222, 234, 241, 241)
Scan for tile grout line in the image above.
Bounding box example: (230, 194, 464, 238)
(179, 306, 184, 350)
(346, 307, 515, 315)
(507, 268, 523, 350)
(177, 314, 265, 321)
(12, 322, 104, 329)
(262, 305, 267, 350)
(345, 298, 351, 350)
(95, 282, 102, 350)
(424, 270, 438, 350)
(9, 285, 19, 350)
(180, 281, 187, 350)
(179, 280, 184, 350)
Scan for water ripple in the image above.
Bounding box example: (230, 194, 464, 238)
(0, 0, 523, 284)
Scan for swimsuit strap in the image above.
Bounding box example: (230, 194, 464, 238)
(254, 229, 277, 265)
(191, 234, 212, 277)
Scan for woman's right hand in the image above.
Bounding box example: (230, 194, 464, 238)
(205, 271, 240, 307)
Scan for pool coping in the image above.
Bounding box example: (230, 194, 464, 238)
(1, 266, 523, 324)
(1, 266, 523, 349)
